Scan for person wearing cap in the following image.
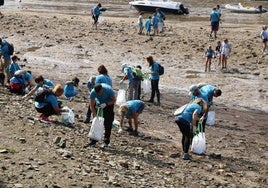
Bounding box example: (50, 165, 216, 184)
(120, 63, 138, 100)
(175, 98, 207, 160)
(189, 84, 221, 131)
(146, 55, 161, 105)
(118, 100, 145, 136)
(9, 55, 21, 78)
(92, 3, 102, 30)
(35, 84, 68, 123)
(22, 75, 54, 100)
(84, 76, 96, 123)
(87, 83, 116, 148)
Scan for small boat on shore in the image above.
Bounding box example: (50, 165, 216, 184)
(129, 0, 189, 15)
(225, 3, 267, 13)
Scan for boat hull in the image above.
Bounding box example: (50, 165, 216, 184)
(225, 4, 267, 13)
(131, 4, 180, 14)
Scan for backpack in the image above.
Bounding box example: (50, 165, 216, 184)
(131, 67, 143, 81)
(35, 87, 54, 103)
(158, 63, 164, 76)
(7, 43, 14, 56)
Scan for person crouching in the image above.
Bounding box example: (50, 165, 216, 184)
(118, 100, 145, 136)
(35, 84, 67, 123)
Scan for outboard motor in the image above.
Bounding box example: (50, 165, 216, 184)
(179, 4, 189, 15)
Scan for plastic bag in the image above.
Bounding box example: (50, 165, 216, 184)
(116, 89, 126, 106)
(191, 132, 206, 154)
(98, 16, 104, 24)
(191, 123, 206, 154)
(61, 106, 75, 125)
(88, 108, 104, 141)
(206, 111, 215, 126)
(142, 79, 151, 94)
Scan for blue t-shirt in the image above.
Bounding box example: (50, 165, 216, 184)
(95, 74, 112, 87)
(125, 100, 144, 117)
(64, 83, 77, 98)
(123, 67, 134, 83)
(210, 11, 219, 22)
(9, 62, 21, 77)
(89, 83, 115, 105)
(205, 49, 214, 58)
(156, 11, 165, 23)
(35, 93, 58, 108)
(0, 40, 11, 60)
(190, 91, 209, 106)
(150, 62, 160, 80)
(145, 19, 152, 32)
(35, 79, 54, 89)
(200, 85, 215, 104)
(175, 103, 202, 124)
(23, 72, 32, 85)
(93, 6, 100, 16)
(152, 16, 159, 28)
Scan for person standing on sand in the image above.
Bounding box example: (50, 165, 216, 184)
(209, 8, 220, 39)
(204, 45, 215, 72)
(260, 25, 268, 56)
(145, 16, 152, 36)
(0, 38, 13, 86)
(156, 8, 165, 33)
(137, 12, 144, 35)
(91, 3, 102, 30)
(120, 63, 137, 100)
(146, 56, 160, 106)
(215, 40, 221, 66)
(151, 13, 159, 36)
(175, 98, 207, 160)
(95, 64, 112, 87)
(220, 39, 231, 70)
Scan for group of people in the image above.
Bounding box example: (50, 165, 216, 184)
(175, 84, 222, 160)
(204, 38, 232, 72)
(137, 8, 166, 36)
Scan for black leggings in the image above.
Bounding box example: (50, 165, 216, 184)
(36, 103, 56, 117)
(176, 118, 193, 153)
(150, 79, 160, 102)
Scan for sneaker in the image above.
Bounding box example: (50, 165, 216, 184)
(102, 143, 109, 148)
(40, 114, 51, 124)
(130, 130, 139, 136)
(84, 118, 90, 124)
(126, 127, 134, 132)
(87, 140, 97, 147)
(182, 153, 191, 160)
(118, 128, 123, 133)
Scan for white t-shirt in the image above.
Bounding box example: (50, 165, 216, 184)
(221, 42, 231, 56)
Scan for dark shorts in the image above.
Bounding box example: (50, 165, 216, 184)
(263, 38, 268, 43)
(92, 15, 99, 24)
(211, 21, 219, 31)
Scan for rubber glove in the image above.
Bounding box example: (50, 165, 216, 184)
(99, 103, 107, 109)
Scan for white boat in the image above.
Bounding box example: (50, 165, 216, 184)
(225, 3, 267, 13)
(129, 0, 189, 15)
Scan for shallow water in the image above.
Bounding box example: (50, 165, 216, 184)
(2, 0, 268, 24)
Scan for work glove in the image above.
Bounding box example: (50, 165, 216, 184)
(99, 103, 107, 109)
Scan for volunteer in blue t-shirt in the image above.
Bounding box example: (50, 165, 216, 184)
(146, 55, 160, 105)
(118, 100, 145, 135)
(87, 83, 116, 148)
(35, 84, 67, 123)
(0, 38, 13, 84)
(175, 98, 207, 160)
